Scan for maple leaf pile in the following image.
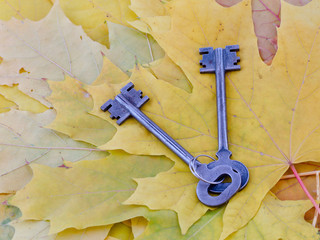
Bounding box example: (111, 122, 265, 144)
(1, 0, 320, 239)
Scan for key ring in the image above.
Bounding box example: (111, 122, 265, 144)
(189, 154, 224, 185)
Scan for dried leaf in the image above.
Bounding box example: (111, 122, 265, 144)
(0, 194, 21, 240)
(272, 162, 320, 201)
(0, 1, 104, 106)
(107, 222, 133, 240)
(91, 56, 128, 86)
(129, 0, 169, 17)
(11, 151, 173, 233)
(0, 94, 16, 113)
(0, 85, 47, 113)
(136, 208, 224, 240)
(56, 225, 112, 240)
(0, 0, 52, 21)
(284, 0, 311, 6)
(60, 0, 138, 46)
(0, 110, 106, 193)
(103, 22, 164, 75)
(135, 193, 316, 240)
(226, 194, 318, 240)
(251, 0, 280, 65)
(11, 220, 54, 240)
(46, 56, 129, 147)
(124, 166, 209, 234)
(11, 220, 112, 240)
(131, 217, 148, 239)
(215, 0, 312, 64)
(47, 76, 115, 146)
(146, 54, 192, 93)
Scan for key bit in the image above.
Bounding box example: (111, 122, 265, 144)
(200, 45, 240, 73)
(101, 82, 149, 125)
(120, 82, 149, 108)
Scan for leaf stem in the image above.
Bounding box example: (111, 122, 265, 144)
(146, 34, 154, 62)
(312, 172, 319, 226)
(290, 164, 320, 215)
(281, 170, 320, 179)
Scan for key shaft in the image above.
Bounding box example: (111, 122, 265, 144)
(115, 93, 194, 165)
(200, 45, 240, 156)
(215, 48, 229, 152)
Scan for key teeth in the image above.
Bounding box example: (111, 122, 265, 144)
(120, 82, 150, 109)
(100, 82, 149, 125)
(199, 47, 216, 73)
(101, 98, 131, 125)
(136, 95, 149, 108)
(226, 45, 239, 52)
(116, 112, 131, 125)
(199, 47, 212, 55)
(224, 45, 241, 71)
(121, 82, 134, 92)
(200, 67, 215, 74)
(199, 60, 208, 68)
(100, 99, 114, 112)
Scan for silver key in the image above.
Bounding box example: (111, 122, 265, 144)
(199, 45, 249, 194)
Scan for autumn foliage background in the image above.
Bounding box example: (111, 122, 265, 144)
(1, 0, 320, 239)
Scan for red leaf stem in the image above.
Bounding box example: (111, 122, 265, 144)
(290, 164, 320, 214)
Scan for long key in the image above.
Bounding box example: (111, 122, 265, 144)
(199, 45, 249, 193)
(101, 82, 241, 207)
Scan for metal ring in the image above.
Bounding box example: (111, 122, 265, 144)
(189, 154, 223, 184)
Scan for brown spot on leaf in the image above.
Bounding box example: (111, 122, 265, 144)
(19, 67, 30, 74)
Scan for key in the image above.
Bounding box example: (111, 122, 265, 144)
(198, 45, 249, 194)
(101, 82, 241, 206)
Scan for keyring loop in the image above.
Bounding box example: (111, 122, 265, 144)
(189, 154, 223, 184)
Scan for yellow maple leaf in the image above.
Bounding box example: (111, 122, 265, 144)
(103, 22, 164, 74)
(60, 0, 138, 46)
(0, 0, 52, 21)
(0, 110, 106, 193)
(56, 225, 112, 240)
(11, 220, 112, 240)
(131, 0, 313, 65)
(135, 193, 317, 240)
(107, 222, 134, 240)
(0, 85, 47, 113)
(11, 151, 173, 233)
(0, 92, 16, 113)
(0, 1, 105, 106)
(146, 54, 192, 92)
(0, 194, 21, 240)
(225, 194, 318, 240)
(47, 75, 116, 147)
(217, 0, 311, 64)
(131, 217, 148, 239)
(45, 57, 130, 146)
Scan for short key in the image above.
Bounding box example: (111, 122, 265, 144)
(101, 82, 241, 207)
(198, 45, 249, 194)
